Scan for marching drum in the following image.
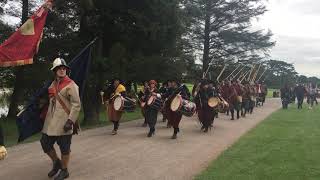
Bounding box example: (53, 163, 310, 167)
(208, 97, 220, 108)
(217, 99, 229, 113)
(170, 95, 196, 117)
(147, 95, 163, 111)
(236, 96, 243, 103)
(0, 146, 7, 160)
(113, 95, 136, 112)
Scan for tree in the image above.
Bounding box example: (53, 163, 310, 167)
(0, 3, 15, 89)
(77, 0, 189, 123)
(264, 60, 298, 88)
(183, 0, 275, 74)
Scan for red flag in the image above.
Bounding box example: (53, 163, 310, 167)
(0, 2, 51, 67)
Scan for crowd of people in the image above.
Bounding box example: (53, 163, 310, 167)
(280, 83, 318, 109)
(100, 78, 268, 140)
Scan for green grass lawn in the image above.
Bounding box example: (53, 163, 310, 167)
(1, 107, 143, 147)
(195, 104, 320, 180)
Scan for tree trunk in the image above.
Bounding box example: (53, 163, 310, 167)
(202, 0, 211, 76)
(7, 0, 29, 118)
(82, 84, 101, 125)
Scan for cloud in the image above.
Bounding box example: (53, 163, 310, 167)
(289, 0, 320, 16)
(253, 0, 320, 77)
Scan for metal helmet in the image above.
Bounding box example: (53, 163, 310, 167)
(51, 58, 70, 71)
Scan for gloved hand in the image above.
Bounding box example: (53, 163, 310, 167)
(0, 146, 7, 160)
(63, 119, 74, 132)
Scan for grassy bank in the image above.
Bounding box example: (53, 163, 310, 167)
(195, 104, 320, 180)
(1, 108, 143, 147)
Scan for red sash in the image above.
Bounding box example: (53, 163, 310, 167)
(48, 76, 73, 98)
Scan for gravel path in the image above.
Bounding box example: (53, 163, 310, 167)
(0, 98, 280, 180)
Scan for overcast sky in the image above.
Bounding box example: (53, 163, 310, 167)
(253, 0, 320, 77)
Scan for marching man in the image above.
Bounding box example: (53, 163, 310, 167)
(40, 58, 81, 180)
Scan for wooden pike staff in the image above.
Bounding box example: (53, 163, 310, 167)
(240, 70, 250, 83)
(257, 64, 274, 82)
(216, 64, 227, 83)
(251, 63, 262, 83)
(256, 68, 268, 82)
(247, 64, 255, 81)
(202, 58, 220, 79)
(224, 64, 241, 81)
(232, 65, 245, 81)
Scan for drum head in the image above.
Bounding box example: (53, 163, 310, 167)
(113, 96, 123, 111)
(147, 96, 155, 105)
(170, 95, 182, 112)
(208, 97, 219, 108)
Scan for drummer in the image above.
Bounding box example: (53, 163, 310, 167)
(138, 81, 149, 127)
(209, 80, 219, 119)
(165, 79, 191, 139)
(194, 79, 216, 132)
(103, 78, 126, 135)
(143, 80, 161, 137)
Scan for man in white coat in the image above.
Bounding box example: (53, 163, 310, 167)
(40, 58, 81, 180)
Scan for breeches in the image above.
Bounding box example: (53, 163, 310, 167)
(40, 133, 72, 155)
(145, 107, 158, 128)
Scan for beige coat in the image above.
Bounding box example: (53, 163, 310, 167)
(42, 80, 81, 136)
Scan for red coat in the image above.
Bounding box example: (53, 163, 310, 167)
(234, 84, 243, 96)
(228, 85, 238, 105)
(221, 84, 231, 100)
